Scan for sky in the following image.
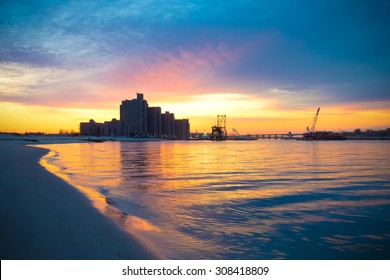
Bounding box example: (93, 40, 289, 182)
(0, 0, 389, 134)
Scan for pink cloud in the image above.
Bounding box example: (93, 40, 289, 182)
(1, 44, 241, 109)
(108, 44, 240, 99)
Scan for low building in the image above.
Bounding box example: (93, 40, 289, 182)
(161, 111, 175, 139)
(148, 107, 161, 138)
(80, 119, 102, 136)
(102, 118, 123, 137)
(174, 119, 190, 140)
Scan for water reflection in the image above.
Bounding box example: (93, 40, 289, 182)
(38, 141, 390, 259)
(38, 143, 165, 256)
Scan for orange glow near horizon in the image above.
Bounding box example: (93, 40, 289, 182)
(1, 41, 389, 135)
(0, 102, 118, 134)
(1, 98, 389, 134)
(1, 1, 389, 137)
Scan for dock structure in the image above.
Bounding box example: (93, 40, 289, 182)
(252, 133, 302, 140)
(199, 114, 305, 141)
(210, 115, 227, 141)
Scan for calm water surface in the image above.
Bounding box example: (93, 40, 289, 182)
(38, 140, 390, 259)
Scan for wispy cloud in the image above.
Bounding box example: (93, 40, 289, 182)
(0, 0, 389, 132)
(0, 62, 112, 106)
(109, 44, 238, 95)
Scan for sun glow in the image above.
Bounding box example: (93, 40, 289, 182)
(153, 93, 265, 118)
(0, 102, 117, 133)
(1, 97, 389, 134)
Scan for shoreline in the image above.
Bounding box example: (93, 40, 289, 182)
(1, 134, 389, 143)
(0, 141, 160, 260)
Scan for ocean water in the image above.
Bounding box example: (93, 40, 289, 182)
(38, 140, 390, 259)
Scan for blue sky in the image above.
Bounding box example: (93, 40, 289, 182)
(0, 0, 389, 132)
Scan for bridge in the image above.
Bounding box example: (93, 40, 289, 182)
(249, 133, 302, 140)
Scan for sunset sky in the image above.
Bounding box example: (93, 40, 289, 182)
(1, 0, 389, 134)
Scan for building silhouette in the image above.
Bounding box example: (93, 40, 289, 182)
(120, 93, 148, 137)
(102, 118, 123, 137)
(174, 119, 190, 140)
(80, 93, 190, 139)
(148, 107, 161, 138)
(161, 111, 175, 139)
(80, 119, 102, 136)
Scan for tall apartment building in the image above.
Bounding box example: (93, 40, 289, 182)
(161, 111, 175, 139)
(174, 119, 190, 139)
(80, 92, 190, 139)
(120, 93, 148, 137)
(148, 107, 161, 138)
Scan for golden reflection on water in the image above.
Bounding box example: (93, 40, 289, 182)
(37, 143, 163, 246)
(37, 141, 390, 259)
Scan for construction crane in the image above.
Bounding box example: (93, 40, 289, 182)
(306, 107, 320, 133)
(302, 107, 346, 140)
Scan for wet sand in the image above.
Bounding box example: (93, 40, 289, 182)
(0, 141, 159, 259)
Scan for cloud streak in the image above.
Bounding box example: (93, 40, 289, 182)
(0, 0, 389, 132)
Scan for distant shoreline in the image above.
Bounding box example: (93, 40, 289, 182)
(0, 134, 389, 144)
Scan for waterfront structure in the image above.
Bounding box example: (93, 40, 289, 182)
(120, 93, 148, 137)
(302, 107, 346, 140)
(161, 111, 175, 139)
(174, 119, 190, 140)
(102, 118, 123, 137)
(210, 115, 227, 141)
(148, 107, 162, 138)
(80, 93, 190, 139)
(80, 119, 102, 136)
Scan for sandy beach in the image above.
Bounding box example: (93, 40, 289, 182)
(0, 141, 158, 259)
